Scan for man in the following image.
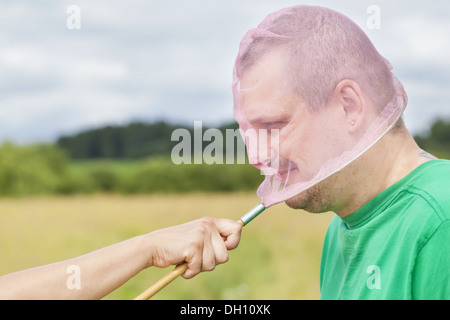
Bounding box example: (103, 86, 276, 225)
(233, 5, 450, 299)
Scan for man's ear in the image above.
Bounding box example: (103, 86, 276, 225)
(332, 80, 366, 132)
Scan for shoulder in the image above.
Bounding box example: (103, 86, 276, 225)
(402, 159, 450, 222)
(412, 219, 450, 299)
(395, 160, 450, 251)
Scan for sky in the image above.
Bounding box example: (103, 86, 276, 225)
(0, 0, 449, 144)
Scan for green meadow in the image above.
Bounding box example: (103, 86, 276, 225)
(0, 193, 333, 300)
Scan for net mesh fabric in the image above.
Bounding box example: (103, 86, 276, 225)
(232, 5, 407, 208)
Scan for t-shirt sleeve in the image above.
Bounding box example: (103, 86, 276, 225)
(412, 220, 450, 300)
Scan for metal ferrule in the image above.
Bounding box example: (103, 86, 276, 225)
(239, 203, 266, 226)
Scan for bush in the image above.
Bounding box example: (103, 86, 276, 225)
(0, 142, 69, 196)
(68, 158, 262, 195)
(0, 143, 262, 197)
(414, 119, 450, 159)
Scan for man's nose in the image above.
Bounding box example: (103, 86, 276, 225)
(246, 137, 279, 175)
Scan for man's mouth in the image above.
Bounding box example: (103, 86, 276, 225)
(275, 166, 299, 182)
(253, 161, 299, 182)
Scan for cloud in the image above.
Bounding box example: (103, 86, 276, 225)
(0, 0, 449, 143)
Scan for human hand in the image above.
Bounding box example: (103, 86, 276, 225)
(146, 217, 243, 279)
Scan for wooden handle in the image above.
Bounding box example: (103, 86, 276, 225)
(134, 219, 245, 300)
(133, 263, 189, 300)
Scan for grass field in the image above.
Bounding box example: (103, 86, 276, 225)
(0, 192, 334, 300)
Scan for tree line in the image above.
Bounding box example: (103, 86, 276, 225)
(56, 118, 450, 161)
(414, 119, 450, 159)
(56, 121, 240, 160)
(0, 118, 448, 197)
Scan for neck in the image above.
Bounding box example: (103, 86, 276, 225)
(335, 127, 434, 218)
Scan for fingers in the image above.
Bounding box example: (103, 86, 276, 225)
(181, 217, 243, 279)
(214, 218, 243, 250)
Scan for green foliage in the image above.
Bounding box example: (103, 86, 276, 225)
(414, 118, 450, 159)
(0, 119, 259, 197)
(0, 141, 261, 197)
(2, 117, 447, 198)
(66, 158, 262, 195)
(0, 142, 69, 196)
(56, 121, 240, 160)
(59, 122, 180, 159)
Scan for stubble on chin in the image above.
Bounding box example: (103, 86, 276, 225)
(284, 174, 340, 214)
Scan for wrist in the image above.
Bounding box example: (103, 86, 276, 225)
(137, 232, 156, 269)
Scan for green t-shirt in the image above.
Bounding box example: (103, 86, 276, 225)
(320, 159, 450, 300)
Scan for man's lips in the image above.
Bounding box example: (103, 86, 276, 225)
(276, 167, 298, 181)
(255, 165, 299, 182)
(252, 161, 299, 180)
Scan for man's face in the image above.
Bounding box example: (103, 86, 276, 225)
(234, 50, 351, 212)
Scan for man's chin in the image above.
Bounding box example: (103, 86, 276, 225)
(284, 193, 307, 210)
(284, 189, 328, 214)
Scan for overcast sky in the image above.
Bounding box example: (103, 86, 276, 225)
(0, 0, 449, 144)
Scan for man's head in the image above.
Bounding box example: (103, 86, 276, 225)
(233, 5, 408, 210)
(235, 5, 399, 113)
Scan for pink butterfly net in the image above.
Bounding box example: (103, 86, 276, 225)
(232, 5, 408, 208)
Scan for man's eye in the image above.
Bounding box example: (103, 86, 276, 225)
(262, 121, 287, 129)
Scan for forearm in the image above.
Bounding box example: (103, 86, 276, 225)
(0, 216, 242, 299)
(0, 235, 151, 300)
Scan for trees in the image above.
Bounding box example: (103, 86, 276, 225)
(414, 119, 450, 159)
(0, 143, 68, 196)
(56, 121, 241, 160)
